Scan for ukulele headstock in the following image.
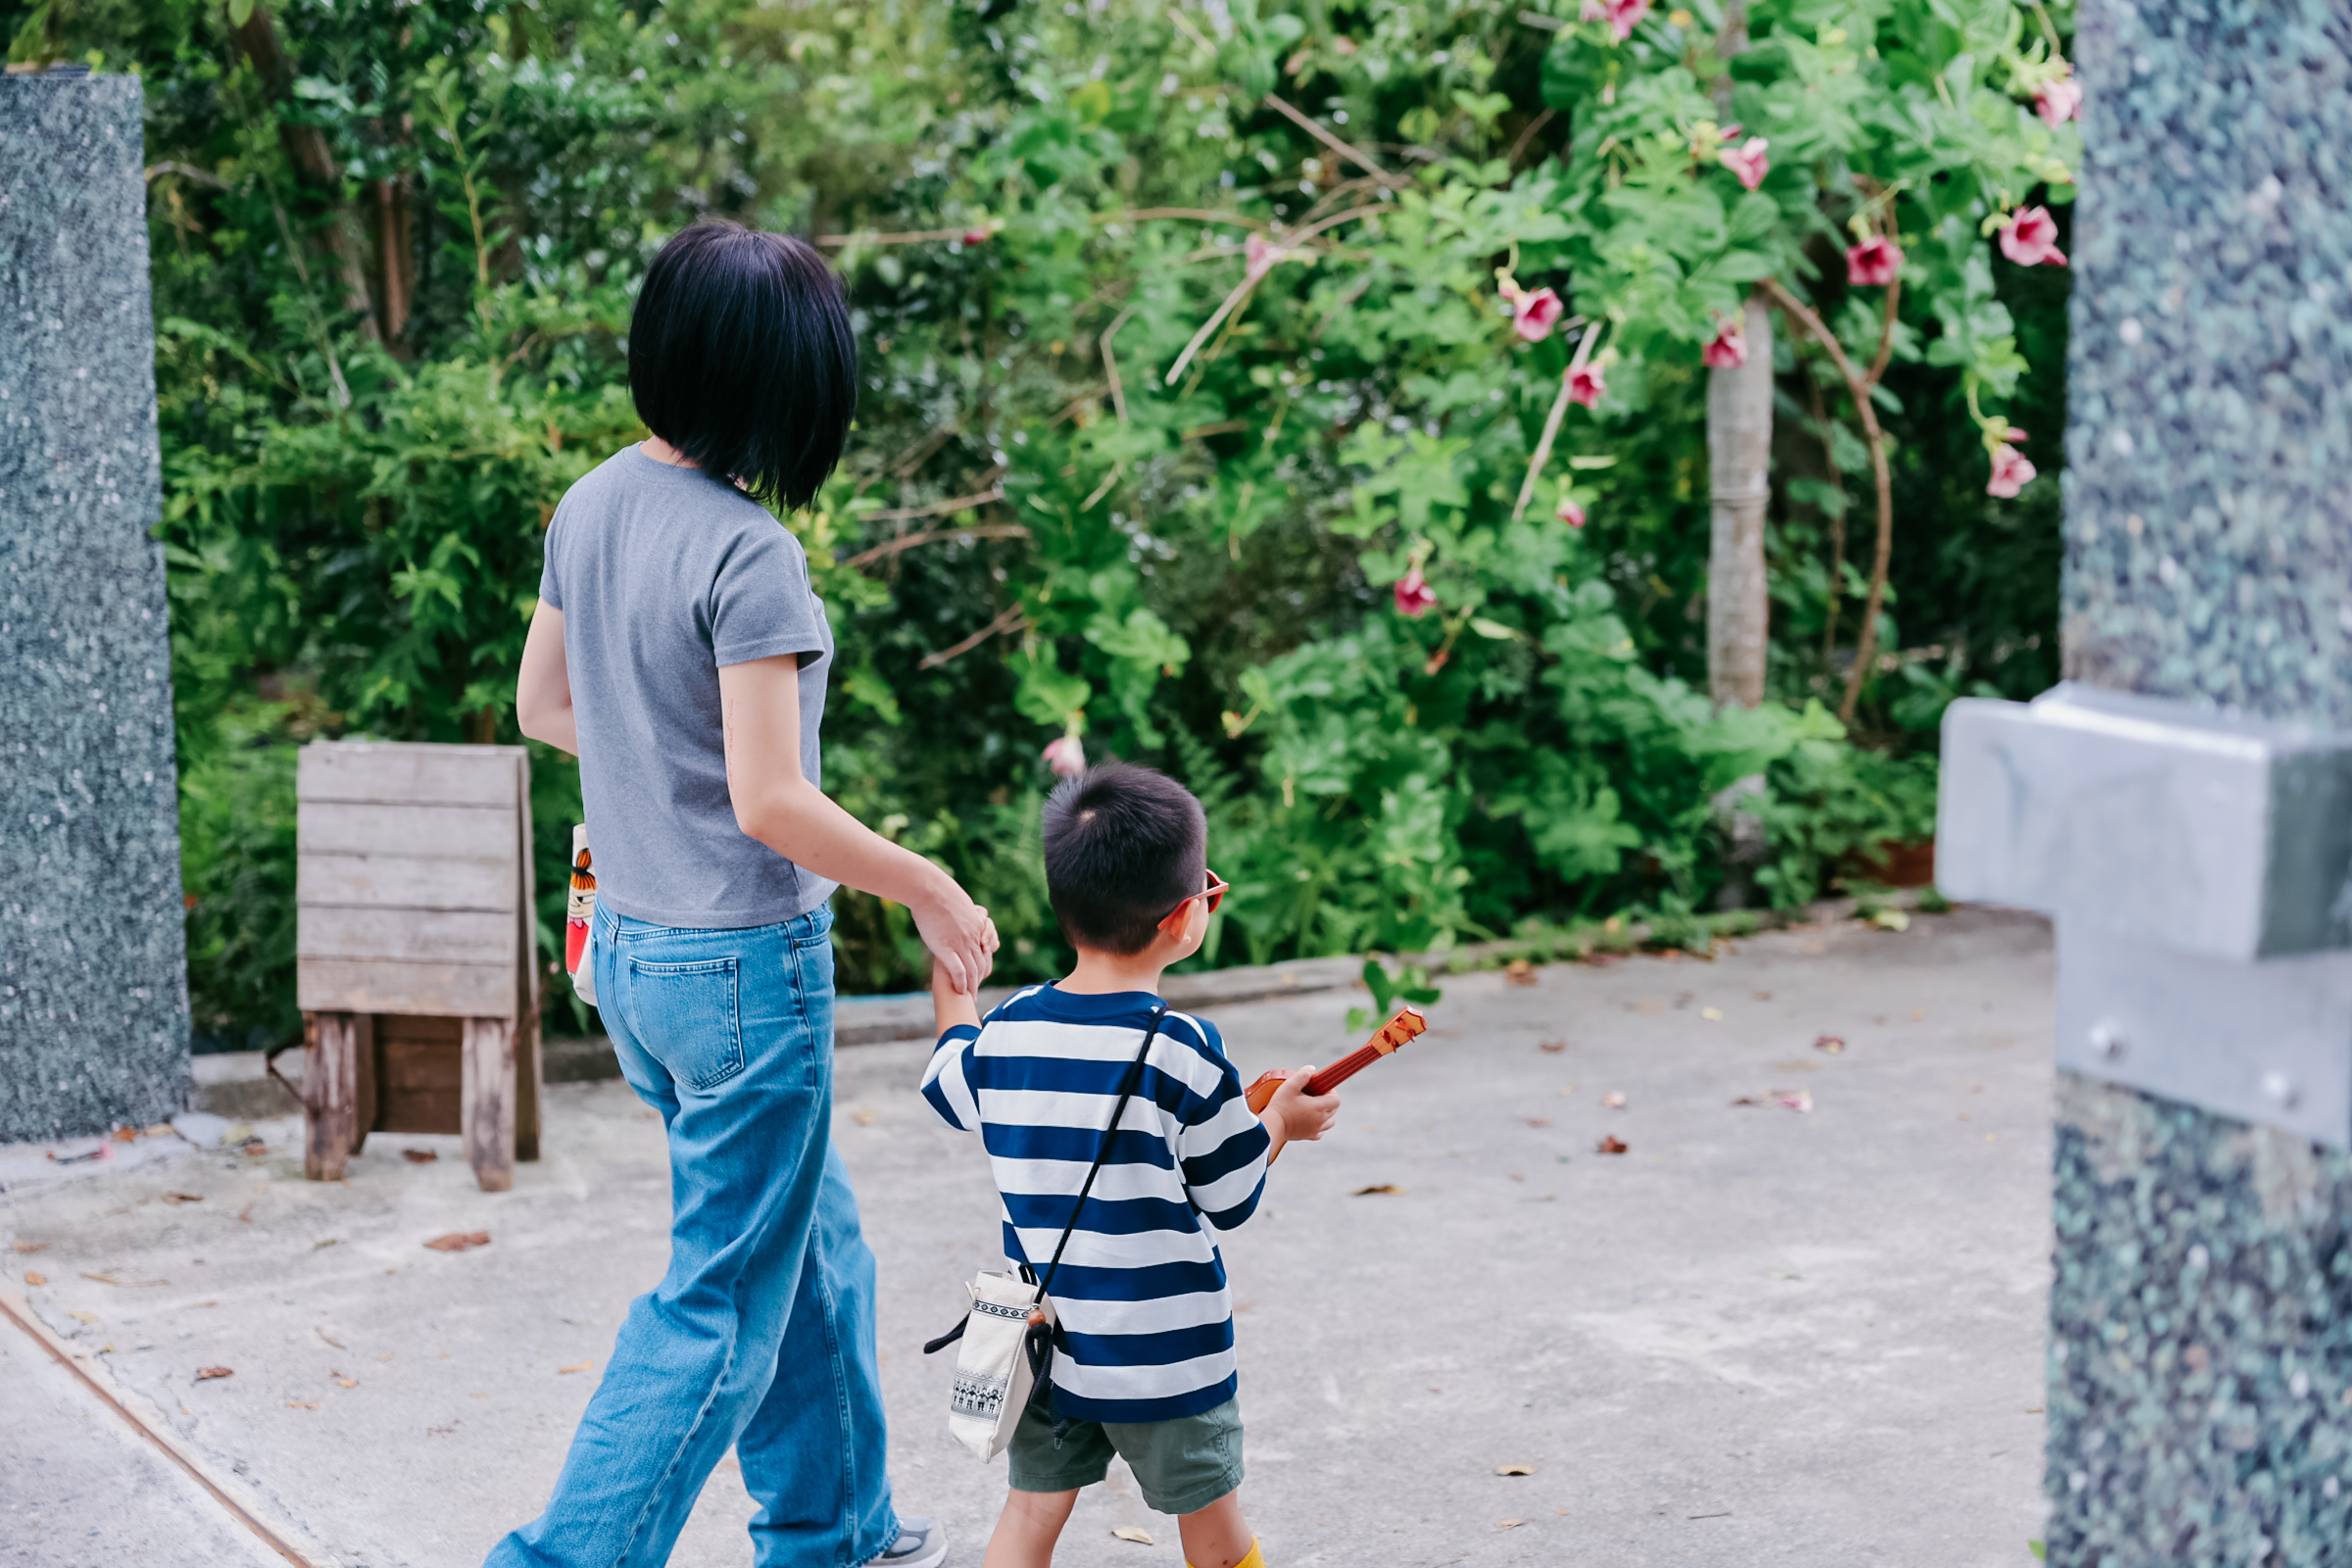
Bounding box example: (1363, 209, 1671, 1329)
(1371, 1005, 1428, 1054)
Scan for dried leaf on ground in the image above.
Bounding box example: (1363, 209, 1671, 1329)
(1815, 1034, 1846, 1054)
(145, 1124, 172, 1137)
(317, 1327, 346, 1348)
(1352, 1184, 1405, 1196)
(1495, 1463, 1536, 1475)
(285, 1400, 318, 1410)
(1110, 1526, 1154, 1544)
(559, 1361, 594, 1374)
(1700, 1006, 1723, 1021)
(1496, 1518, 1526, 1529)
(195, 1366, 233, 1381)
(1524, 1117, 1551, 1128)
(851, 1107, 878, 1126)
(10, 1243, 46, 1253)
(66, 1310, 97, 1323)
(162, 1192, 204, 1204)
(402, 1150, 438, 1164)
(1602, 1091, 1627, 1108)
(23, 1271, 45, 1287)
(1539, 1041, 1566, 1054)
(111, 1127, 138, 1143)
(423, 1231, 492, 1252)
(82, 1272, 168, 1287)
(1503, 958, 1538, 987)
(1595, 1136, 1629, 1154)
(1773, 1090, 1814, 1113)
(335, 1378, 358, 1388)
(1870, 907, 1910, 932)
(236, 1206, 254, 1223)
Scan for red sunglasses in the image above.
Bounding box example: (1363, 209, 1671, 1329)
(1159, 867, 1229, 926)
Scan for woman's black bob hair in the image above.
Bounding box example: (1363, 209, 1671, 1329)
(628, 220, 858, 512)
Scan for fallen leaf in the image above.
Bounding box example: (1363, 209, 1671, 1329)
(1700, 1006, 1723, 1022)
(82, 1272, 169, 1287)
(1773, 1090, 1814, 1113)
(13, 1243, 48, 1254)
(314, 1239, 339, 1251)
(1496, 1518, 1526, 1530)
(1595, 1136, 1629, 1154)
(236, 1206, 254, 1224)
(1814, 1034, 1846, 1054)
(1538, 1041, 1566, 1054)
(317, 1327, 346, 1349)
(1984, 1133, 1998, 1143)
(1351, 1184, 1405, 1196)
(23, 1272, 45, 1287)
(1751, 990, 1772, 1001)
(145, 1124, 172, 1138)
(195, 1366, 233, 1381)
(401, 1150, 438, 1164)
(285, 1400, 318, 1410)
(851, 1107, 878, 1126)
(1503, 958, 1538, 987)
(238, 1139, 268, 1156)
(162, 1192, 204, 1204)
(376, 1353, 395, 1362)
(1110, 1527, 1154, 1544)
(1630, 1000, 1662, 1015)
(1909, 1009, 1924, 1021)
(1731, 1096, 1761, 1107)
(66, 1310, 98, 1323)
(111, 1126, 137, 1143)
(1496, 1463, 1536, 1476)
(1870, 907, 1910, 932)
(559, 1361, 594, 1374)
(1602, 1091, 1627, 1108)
(1558, 1084, 1576, 1097)
(423, 1232, 491, 1252)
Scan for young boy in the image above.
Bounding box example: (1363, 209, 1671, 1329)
(921, 762, 1340, 1568)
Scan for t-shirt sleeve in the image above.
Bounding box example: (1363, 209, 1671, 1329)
(710, 517, 826, 668)
(538, 499, 566, 612)
(921, 1024, 984, 1133)
(1174, 1019, 1271, 1231)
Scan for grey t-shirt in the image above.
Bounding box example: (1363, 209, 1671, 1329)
(540, 445, 836, 928)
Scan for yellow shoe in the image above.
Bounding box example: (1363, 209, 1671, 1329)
(1186, 1542, 1263, 1568)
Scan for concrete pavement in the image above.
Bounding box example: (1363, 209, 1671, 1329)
(0, 906, 2055, 1567)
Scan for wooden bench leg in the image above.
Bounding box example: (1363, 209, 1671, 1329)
(463, 1015, 516, 1193)
(306, 1011, 360, 1182)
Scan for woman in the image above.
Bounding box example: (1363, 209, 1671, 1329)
(501, 220, 986, 1568)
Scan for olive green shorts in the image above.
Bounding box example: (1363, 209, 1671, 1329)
(1005, 1396, 1245, 1517)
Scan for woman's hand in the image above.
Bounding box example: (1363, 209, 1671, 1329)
(912, 883, 998, 996)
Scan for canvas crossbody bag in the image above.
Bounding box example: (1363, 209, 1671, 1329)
(923, 1004, 1169, 1461)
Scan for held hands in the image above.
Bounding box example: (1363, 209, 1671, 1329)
(1258, 1067, 1341, 1163)
(913, 879, 998, 996)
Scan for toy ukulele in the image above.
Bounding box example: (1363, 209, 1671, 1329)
(1245, 1004, 1427, 1158)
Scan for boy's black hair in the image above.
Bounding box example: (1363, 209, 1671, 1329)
(1041, 762, 1207, 956)
(628, 220, 857, 511)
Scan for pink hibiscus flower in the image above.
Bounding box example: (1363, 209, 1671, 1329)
(1605, 0, 1653, 40)
(1555, 498, 1588, 528)
(2034, 75, 2082, 128)
(1701, 320, 1746, 368)
(1394, 568, 1439, 618)
(960, 224, 993, 247)
(1719, 137, 1770, 191)
(1042, 735, 1088, 777)
(1985, 442, 2036, 498)
(1567, 363, 1607, 410)
(1998, 206, 2067, 268)
(1513, 286, 1564, 343)
(1846, 235, 1904, 286)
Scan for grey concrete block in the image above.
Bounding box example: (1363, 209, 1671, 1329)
(0, 71, 189, 1141)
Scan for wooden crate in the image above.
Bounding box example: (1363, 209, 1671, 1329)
(294, 742, 541, 1192)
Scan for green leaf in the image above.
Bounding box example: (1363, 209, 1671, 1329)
(227, 0, 256, 25)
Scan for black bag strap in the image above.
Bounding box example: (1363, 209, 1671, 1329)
(1034, 1004, 1168, 1303)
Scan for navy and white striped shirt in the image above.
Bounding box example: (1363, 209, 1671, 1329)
(921, 984, 1271, 1423)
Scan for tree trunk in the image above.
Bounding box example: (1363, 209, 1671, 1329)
(1706, 292, 1773, 709)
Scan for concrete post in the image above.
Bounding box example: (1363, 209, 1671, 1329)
(0, 70, 189, 1141)
(2045, 0, 2352, 1557)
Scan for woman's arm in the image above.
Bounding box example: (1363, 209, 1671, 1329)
(515, 602, 577, 756)
(718, 653, 998, 992)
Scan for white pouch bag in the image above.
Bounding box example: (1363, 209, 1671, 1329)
(943, 1272, 1056, 1460)
(925, 1005, 1169, 1460)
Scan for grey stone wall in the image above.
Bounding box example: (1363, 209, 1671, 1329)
(2052, 0, 2352, 1559)
(0, 72, 190, 1141)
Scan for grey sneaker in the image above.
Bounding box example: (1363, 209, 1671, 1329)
(872, 1515, 947, 1568)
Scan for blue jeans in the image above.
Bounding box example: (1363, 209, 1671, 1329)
(485, 904, 898, 1568)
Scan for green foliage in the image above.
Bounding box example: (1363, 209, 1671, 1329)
(1346, 956, 1443, 1036)
(24, 0, 2052, 1039)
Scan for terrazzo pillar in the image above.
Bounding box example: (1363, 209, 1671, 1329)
(0, 70, 190, 1141)
(2044, 1, 2352, 1559)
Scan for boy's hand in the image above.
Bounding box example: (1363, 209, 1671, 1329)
(1260, 1066, 1341, 1162)
(932, 957, 982, 1036)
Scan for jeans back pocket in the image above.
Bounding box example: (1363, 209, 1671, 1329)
(625, 955, 746, 1092)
